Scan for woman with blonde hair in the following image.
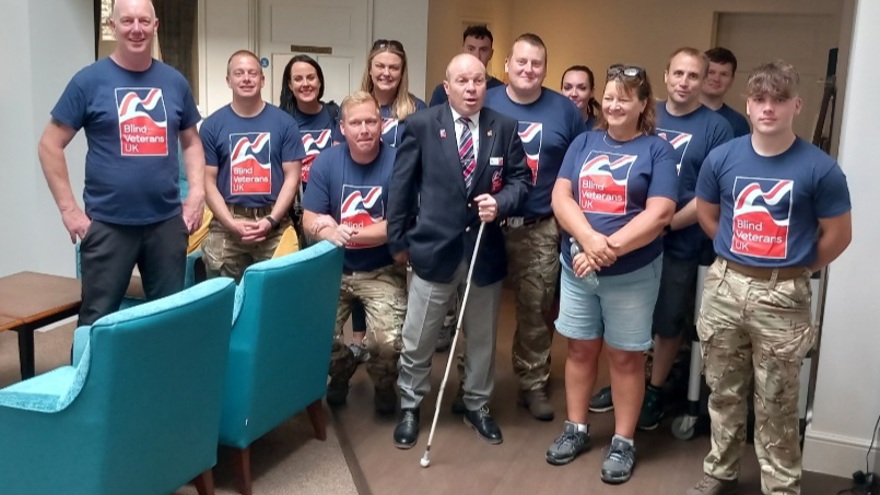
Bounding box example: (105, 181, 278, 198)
(360, 39, 426, 147)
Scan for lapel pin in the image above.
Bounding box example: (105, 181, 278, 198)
(440, 129, 447, 139)
(487, 129, 493, 137)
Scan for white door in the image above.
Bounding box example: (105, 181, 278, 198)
(715, 13, 840, 140)
(257, 0, 372, 107)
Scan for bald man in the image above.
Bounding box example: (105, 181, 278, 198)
(39, 0, 205, 325)
(387, 53, 531, 448)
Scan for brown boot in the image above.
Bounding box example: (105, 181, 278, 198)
(685, 475, 738, 495)
(517, 388, 554, 421)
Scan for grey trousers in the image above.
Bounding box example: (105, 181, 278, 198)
(397, 262, 502, 410)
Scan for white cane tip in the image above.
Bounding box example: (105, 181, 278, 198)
(420, 457, 430, 468)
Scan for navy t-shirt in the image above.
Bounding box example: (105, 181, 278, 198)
(429, 76, 504, 106)
(51, 57, 201, 225)
(302, 143, 397, 272)
(559, 131, 679, 275)
(696, 136, 851, 267)
(292, 105, 337, 185)
(716, 104, 750, 138)
(655, 102, 733, 259)
(585, 115, 598, 131)
(485, 86, 586, 218)
(200, 103, 305, 208)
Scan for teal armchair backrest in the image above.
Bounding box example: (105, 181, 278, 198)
(219, 241, 343, 448)
(0, 278, 236, 495)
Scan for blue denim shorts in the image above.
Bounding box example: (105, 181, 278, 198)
(555, 254, 663, 351)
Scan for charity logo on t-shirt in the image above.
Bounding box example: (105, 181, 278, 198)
(382, 118, 399, 148)
(731, 177, 793, 259)
(656, 128, 692, 176)
(300, 129, 333, 183)
(518, 122, 543, 185)
(116, 87, 168, 156)
(229, 132, 272, 195)
(341, 184, 384, 249)
(578, 151, 637, 215)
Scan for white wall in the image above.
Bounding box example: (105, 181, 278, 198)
(802, 0, 880, 477)
(0, 0, 92, 277)
(373, 0, 429, 101)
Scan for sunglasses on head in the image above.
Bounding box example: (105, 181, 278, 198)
(607, 64, 646, 80)
(372, 39, 404, 51)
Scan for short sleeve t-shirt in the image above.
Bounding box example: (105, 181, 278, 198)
(655, 102, 733, 259)
(199, 103, 305, 208)
(51, 57, 201, 225)
(558, 131, 679, 275)
(485, 86, 587, 218)
(696, 136, 851, 267)
(302, 143, 397, 272)
(716, 104, 751, 138)
(292, 105, 337, 184)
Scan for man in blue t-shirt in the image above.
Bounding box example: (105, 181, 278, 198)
(482, 33, 586, 421)
(701, 47, 751, 137)
(302, 91, 406, 416)
(38, 0, 205, 326)
(428, 25, 504, 107)
(621, 48, 733, 430)
(687, 61, 851, 495)
(200, 50, 305, 282)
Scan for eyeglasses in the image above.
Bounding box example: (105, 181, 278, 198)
(372, 39, 404, 51)
(607, 64, 646, 80)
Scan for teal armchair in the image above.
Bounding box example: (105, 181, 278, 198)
(219, 241, 343, 495)
(0, 278, 236, 495)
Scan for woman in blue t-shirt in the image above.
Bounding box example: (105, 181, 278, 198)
(561, 65, 601, 130)
(545, 65, 678, 483)
(359, 40, 426, 147)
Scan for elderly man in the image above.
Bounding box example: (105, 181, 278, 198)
(387, 53, 530, 448)
(38, 0, 205, 326)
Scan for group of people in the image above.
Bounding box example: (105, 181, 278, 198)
(39, 1, 852, 494)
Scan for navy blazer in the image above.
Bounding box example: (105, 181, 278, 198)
(387, 104, 531, 286)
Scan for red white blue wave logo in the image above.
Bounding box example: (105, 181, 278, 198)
(731, 177, 793, 259)
(229, 132, 272, 195)
(341, 185, 384, 248)
(300, 129, 333, 183)
(578, 151, 637, 215)
(518, 122, 542, 185)
(115, 87, 168, 156)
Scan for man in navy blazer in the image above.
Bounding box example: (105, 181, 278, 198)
(387, 53, 531, 448)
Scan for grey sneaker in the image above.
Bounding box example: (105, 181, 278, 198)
(589, 386, 614, 413)
(349, 342, 370, 364)
(545, 421, 590, 465)
(685, 475, 738, 495)
(600, 437, 636, 484)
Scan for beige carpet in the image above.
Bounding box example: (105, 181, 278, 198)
(0, 322, 359, 495)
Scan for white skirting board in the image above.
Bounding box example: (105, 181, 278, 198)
(803, 428, 877, 477)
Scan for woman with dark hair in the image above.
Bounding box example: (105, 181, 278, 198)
(360, 39, 426, 147)
(561, 65, 601, 129)
(279, 54, 340, 187)
(544, 65, 678, 484)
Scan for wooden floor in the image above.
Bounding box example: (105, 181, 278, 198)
(331, 289, 851, 495)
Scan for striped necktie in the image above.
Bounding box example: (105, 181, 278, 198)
(458, 117, 476, 190)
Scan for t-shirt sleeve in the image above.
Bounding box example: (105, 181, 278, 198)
(301, 151, 332, 214)
(282, 116, 306, 162)
(50, 76, 88, 131)
(199, 118, 219, 167)
(710, 119, 734, 150)
(696, 148, 722, 204)
(647, 140, 679, 200)
(180, 81, 201, 130)
(558, 133, 586, 181)
(813, 162, 852, 218)
(429, 84, 447, 107)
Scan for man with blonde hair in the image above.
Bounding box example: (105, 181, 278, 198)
(688, 60, 852, 495)
(303, 91, 406, 415)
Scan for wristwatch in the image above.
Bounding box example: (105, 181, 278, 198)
(263, 215, 280, 230)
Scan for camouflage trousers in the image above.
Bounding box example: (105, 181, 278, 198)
(202, 205, 290, 283)
(697, 258, 815, 495)
(504, 216, 560, 391)
(329, 264, 407, 392)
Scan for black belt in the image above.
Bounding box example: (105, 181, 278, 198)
(227, 204, 273, 217)
(505, 214, 554, 228)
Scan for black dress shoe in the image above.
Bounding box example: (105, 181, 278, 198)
(463, 406, 503, 445)
(393, 407, 420, 449)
